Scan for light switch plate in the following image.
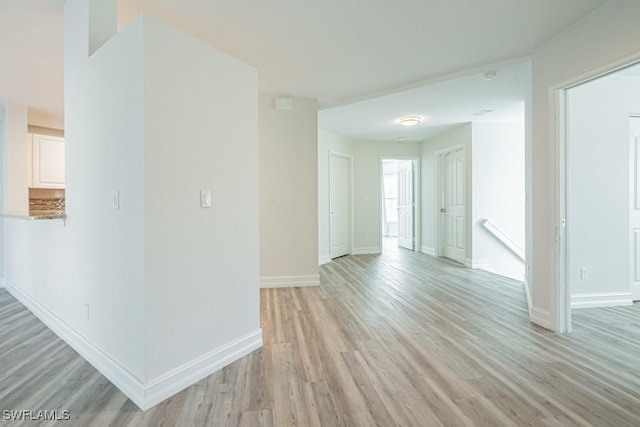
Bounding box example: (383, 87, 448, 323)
(580, 266, 589, 280)
(112, 191, 120, 210)
(200, 190, 212, 208)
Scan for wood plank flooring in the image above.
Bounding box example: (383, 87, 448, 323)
(1, 243, 640, 426)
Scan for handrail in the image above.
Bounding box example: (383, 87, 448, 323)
(480, 219, 525, 262)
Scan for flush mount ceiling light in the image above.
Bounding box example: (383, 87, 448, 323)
(398, 115, 422, 126)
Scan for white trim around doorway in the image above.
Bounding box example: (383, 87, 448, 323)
(378, 156, 421, 253)
(554, 51, 640, 333)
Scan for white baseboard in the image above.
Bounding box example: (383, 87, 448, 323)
(0, 277, 6, 288)
(571, 292, 633, 309)
(260, 275, 320, 288)
(143, 329, 262, 410)
(464, 259, 495, 272)
(351, 247, 381, 255)
(3, 279, 146, 408)
(420, 246, 436, 257)
(318, 255, 331, 266)
(632, 283, 640, 301)
(530, 306, 552, 330)
(4, 279, 264, 411)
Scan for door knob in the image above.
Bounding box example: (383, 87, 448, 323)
(440, 208, 447, 213)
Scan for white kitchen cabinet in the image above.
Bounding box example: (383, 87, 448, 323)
(32, 134, 65, 189)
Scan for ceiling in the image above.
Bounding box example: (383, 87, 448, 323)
(0, 0, 65, 124)
(0, 0, 608, 127)
(319, 59, 530, 142)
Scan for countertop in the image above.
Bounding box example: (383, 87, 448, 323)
(1, 213, 66, 221)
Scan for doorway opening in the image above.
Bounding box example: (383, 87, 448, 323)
(558, 60, 640, 332)
(380, 157, 420, 253)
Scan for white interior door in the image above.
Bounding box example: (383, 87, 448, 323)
(631, 117, 640, 301)
(330, 154, 349, 258)
(442, 149, 466, 263)
(397, 160, 414, 250)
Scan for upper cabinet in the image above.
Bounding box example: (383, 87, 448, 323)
(30, 133, 65, 189)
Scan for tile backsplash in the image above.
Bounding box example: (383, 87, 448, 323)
(29, 188, 65, 215)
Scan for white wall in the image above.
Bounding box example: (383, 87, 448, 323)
(421, 124, 472, 257)
(259, 94, 319, 286)
(80, 11, 146, 379)
(567, 74, 640, 306)
(318, 130, 353, 264)
(4, 0, 137, 377)
(531, 0, 640, 329)
(3, 0, 146, 395)
(2, 0, 261, 410)
(471, 122, 525, 281)
(352, 140, 421, 253)
(143, 16, 260, 380)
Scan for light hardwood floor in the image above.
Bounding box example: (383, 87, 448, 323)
(1, 243, 640, 426)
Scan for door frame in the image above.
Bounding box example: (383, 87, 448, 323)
(435, 145, 468, 261)
(630, 115, 640, 302)
(329, 151, 353, 258)
(555, 54, 640, 333)
(379, 156, 421, 252)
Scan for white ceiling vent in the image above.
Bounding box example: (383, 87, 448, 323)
(483, 71, 498, 81)
(471, 108, 495, 117)
(272, 97, 293, 110)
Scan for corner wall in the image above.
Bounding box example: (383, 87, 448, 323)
(259, 93, 319, 287)
(3, 0, 147, 402)
(471, 122, 525, 281)
(143, 16, 261, 383)
(64, 0, 146, 381)
(3, 0, 261, 410)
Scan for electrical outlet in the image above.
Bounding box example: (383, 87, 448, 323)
(580, 267, 589, 280)
(84, 303, 90, 320)
(112, 191, 120, 210)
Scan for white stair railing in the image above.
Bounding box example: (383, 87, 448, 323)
(480, 219, 525, 262)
